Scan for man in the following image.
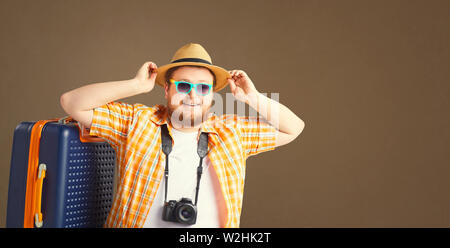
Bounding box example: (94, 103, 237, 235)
(60, 43, 304, 228)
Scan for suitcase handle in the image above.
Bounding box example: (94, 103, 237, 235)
(24, 119, 58, 228)
(76, 122, 105, 143)
(34, 163, 46, 228)
(59, 116, 104, 143)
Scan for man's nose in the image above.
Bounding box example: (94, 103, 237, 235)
(188, 87, 198, 99)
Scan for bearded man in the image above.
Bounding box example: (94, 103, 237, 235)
(60, 43, 304, 228)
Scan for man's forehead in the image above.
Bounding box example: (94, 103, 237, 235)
(172, 67, 214, 82)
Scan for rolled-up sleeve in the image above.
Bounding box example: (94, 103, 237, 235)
(237, 115, 277, 157)
(89, 101, 135, 150)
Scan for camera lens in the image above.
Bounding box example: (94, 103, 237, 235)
(176, 205, 195, 223)
(181, 209, 192, 219)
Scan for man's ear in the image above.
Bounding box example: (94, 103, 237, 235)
(164, 82, 169, 99)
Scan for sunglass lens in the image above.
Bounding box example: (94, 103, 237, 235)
(197, 84, 211, 95)
(177, 82, 191, 93)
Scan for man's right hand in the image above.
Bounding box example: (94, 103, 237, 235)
(134, 61, 158, 93)
(61, 61, 159, 129)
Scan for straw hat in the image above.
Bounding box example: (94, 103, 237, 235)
(155, 43, 230, 92)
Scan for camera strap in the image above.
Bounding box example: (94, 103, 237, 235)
(160, 124, 209, 206)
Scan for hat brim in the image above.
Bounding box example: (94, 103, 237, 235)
(155, 62, 230, 92)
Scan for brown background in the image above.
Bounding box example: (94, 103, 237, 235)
(1, 0, 449, 228)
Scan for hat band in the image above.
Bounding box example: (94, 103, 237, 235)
(171, 57, 212, 65)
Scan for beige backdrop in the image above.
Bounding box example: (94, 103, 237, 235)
(1, 0, 449, 227)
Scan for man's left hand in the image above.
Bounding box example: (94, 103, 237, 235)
(227, 70, 259, 105)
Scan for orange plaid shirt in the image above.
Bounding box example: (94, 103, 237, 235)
(89, 101, 277, 228)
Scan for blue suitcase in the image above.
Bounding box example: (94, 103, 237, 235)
(7, 117, 116, 228)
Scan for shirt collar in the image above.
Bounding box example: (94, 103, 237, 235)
(199, 114, 219, 135)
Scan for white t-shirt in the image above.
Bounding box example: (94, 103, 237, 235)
(143, 128, 227, 228)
